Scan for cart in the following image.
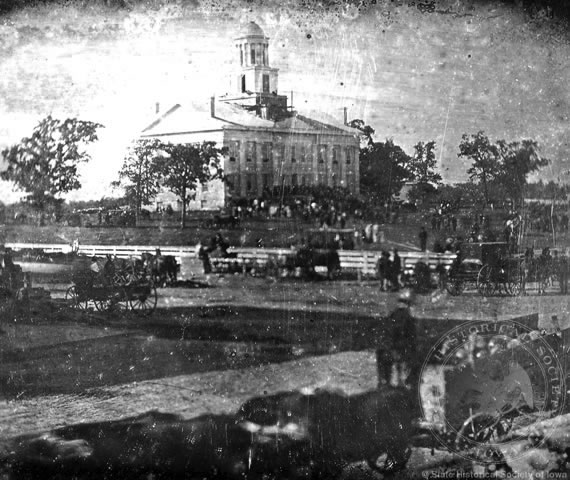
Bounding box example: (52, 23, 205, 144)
(445, 242, 523, 297)
(66, 274, 157, 315)
(475, 243, 523, 297)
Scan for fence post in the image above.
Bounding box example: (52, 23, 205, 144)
(359, 252, 366, 282)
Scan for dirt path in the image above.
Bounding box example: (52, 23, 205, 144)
(0, 350, 377, 439)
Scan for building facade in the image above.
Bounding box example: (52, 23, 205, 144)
(141, 22, 360, 210)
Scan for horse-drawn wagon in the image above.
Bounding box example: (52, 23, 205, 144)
(66, 256, 157, 315)
(445, 242, 522, 297)
(275, 229, 349, 279)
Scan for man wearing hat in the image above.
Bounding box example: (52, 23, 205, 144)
(376, 290, 418, 389)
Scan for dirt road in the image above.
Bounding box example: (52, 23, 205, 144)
(1, 276, 569, 477)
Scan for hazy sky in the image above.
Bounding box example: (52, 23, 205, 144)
(0, 0, 569, 201)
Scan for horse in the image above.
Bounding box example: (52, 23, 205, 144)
(141, 250, 178, 287)
(295, 246, 341, 279)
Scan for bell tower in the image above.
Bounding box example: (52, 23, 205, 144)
(223, 21, 290, 120)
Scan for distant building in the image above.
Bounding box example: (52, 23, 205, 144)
(141, 21, 360, 211)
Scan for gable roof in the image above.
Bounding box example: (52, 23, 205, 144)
(141, 98, 359, 138)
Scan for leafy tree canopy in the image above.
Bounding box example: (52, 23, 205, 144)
(359, 138, 411, 204)
(113, 138, 165, 222)
(348, 118, 375, 146)
(495, 139, 549, 205)
(0, 115, 103, 209)
(407, 140, 442, 205)
(158, 141, 223, 228)
(458, 131, 549, 208)
(457, 131, 502, 205)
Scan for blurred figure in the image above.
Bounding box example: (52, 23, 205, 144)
(376, 291, 418, 389)
(376, 251, 390, 291)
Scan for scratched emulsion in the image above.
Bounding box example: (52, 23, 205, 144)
(0, 0, 569, 202)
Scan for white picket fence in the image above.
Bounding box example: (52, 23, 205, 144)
(6, 242, 456, 278)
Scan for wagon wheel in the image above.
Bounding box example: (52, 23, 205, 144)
(93, 288, 130, 313)
(477, 265, 495, 297)
(505, 268, 523, 297)
(128, 282, 158, 316)
(455, 412, 511, 451)
(112, 268, 139, 286)
(539, 270, 555, 294)
(65, 285, 89, 311)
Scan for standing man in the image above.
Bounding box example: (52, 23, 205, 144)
(391, 249, 402, 291)
(419, 226, 428, 252)
(376, 291, 418, 389)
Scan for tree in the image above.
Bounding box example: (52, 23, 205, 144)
(495, 139, 549, 207)
(435, 183, 486, 212)
(348, 119, 375, 146)
(359, 138, 411, 206)
(158, 141, 224, 228)
(1, 115, 103, 213)
(113, 139, 165, 226)
(407, 140, 442, 205)
(457, 131, 502, 206)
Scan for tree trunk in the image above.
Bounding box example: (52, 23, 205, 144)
(482, 173, 489, 206)
(135, 202, 140, 228)
(180, 188, 186, 229)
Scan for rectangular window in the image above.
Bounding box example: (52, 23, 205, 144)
(298, 145, 305, 162)
(346, 147, 352, 165)
(332, 145, 340, 164)
(304, 145, 312, 162)
(291, 145, 296, 163)
(317, 144, 327, 164)
(274, 144, 284, 163)
(250, 46, 256, 64)
(239, 46, 243, 66)
(226, 174, 237, 193)
(202, 182, 209, 192)
(262, 173, 270, 189)
(261, 142, 272, 162)
(229, 140, 240, 162)
(291, 174, 298, 186)
(262, 74, 270, 93)
(246, 141, 256, 162)
(301, 175, 307, 186)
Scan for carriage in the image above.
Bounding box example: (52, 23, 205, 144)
(445, 242, 523, 297)
(474, 243, 524, 297)
(66, 258, 157, 315)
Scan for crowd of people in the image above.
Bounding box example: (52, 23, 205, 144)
(376, 249, 402, 291)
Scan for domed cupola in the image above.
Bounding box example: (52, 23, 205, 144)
(223, 21, 290, 120)
(234, 21, 269, 68)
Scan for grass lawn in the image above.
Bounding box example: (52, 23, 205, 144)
(1, 212, 567, 252)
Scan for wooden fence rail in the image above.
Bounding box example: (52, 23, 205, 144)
(6, 242, 457, 278)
